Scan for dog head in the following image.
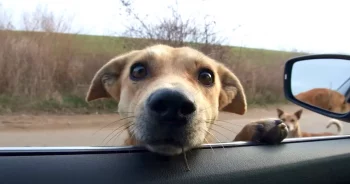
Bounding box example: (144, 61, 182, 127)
(277, 108, 302, 134)
(86, 44, 247, 155)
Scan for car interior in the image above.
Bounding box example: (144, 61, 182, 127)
(0, 55, 350, 184)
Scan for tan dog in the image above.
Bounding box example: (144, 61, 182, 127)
(277, 108, 343, 138)
(295, 88, 350, 113)
(86, 44, 288, 156)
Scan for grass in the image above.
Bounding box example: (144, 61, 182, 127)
(0, 30, 307, 114)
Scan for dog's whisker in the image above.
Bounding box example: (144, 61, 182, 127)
(206, 118, 244, 128)
(110, 124, 135, 146)
(128, 126, 137, 141)
(104, 122, 134, 145)
(121, 125, 137, 146)
(202, 128, 226, 150)
(101, 121, 134, 145)
(182, 147, 191, 171)
(198, 118, 242, 132)
(105, 123, 134, 146)
(203, 137, 215, 154)
(93, 116, 135, 135)
(208, 126, 234, 142)
(193, 119, 240, 135)
(127, 128, 137, 154)
(112, 126, 133, 146)
(208, 123, 240, 134)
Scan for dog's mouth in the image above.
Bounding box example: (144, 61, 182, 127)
(137, 116, 196, 154)
(141, 133, 193, 155)
(147, 138, 183, 147)
(145, 140, 189, 156)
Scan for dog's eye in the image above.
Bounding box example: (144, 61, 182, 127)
(281, 118, 286, 122)
(130, 63, 148, 80)
(291, 119, 295, 122)
(198, 69, 214, 86)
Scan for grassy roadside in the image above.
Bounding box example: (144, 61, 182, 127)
(0, 31, 304, 115)
(0, 95, 117, 114)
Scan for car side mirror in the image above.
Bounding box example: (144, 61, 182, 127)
(284, 54, 350, 123)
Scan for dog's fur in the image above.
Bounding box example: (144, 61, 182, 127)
(86, 44, 288, 156)
(277, 108, 343, 138)
(295, 88, 350, 114)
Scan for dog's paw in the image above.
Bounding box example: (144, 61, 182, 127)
(235, 118, 289, 144)
(252, 118, 289, 144)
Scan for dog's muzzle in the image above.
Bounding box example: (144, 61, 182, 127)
(137, 88, 198, 155)
(146, 88, 196, 125)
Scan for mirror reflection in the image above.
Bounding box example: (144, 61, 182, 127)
(291, 58, 350, 114)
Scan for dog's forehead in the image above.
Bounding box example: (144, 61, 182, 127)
(146, 44, 172, 56)
(146, 45, 217, 67)
(280, 113, 290, 119)
(282, 113, 298, 121)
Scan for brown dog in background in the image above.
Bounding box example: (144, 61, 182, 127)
(295, 88, 350, 113)
(277, 108, 342, 138)
(86, 44, 288, 156)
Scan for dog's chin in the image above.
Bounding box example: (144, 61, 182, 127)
(145, 144, 189, 156)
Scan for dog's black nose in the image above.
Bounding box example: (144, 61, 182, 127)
(147, 89, 196, 124)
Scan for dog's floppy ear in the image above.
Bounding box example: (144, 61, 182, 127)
(218, 64, 247, 115)
(276, 108, 284, 118)
(294, 109, 303, 119)
(86, 51, 138, 102)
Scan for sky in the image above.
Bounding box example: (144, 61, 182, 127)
(1, 0, 350, 53)
(291, 58, 350, 95)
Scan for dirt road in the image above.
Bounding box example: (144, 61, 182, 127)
(0, 105, 349, 147)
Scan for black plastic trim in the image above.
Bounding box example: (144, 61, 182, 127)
(0, 135, 349, 156)
(1, 137, 350, 184)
